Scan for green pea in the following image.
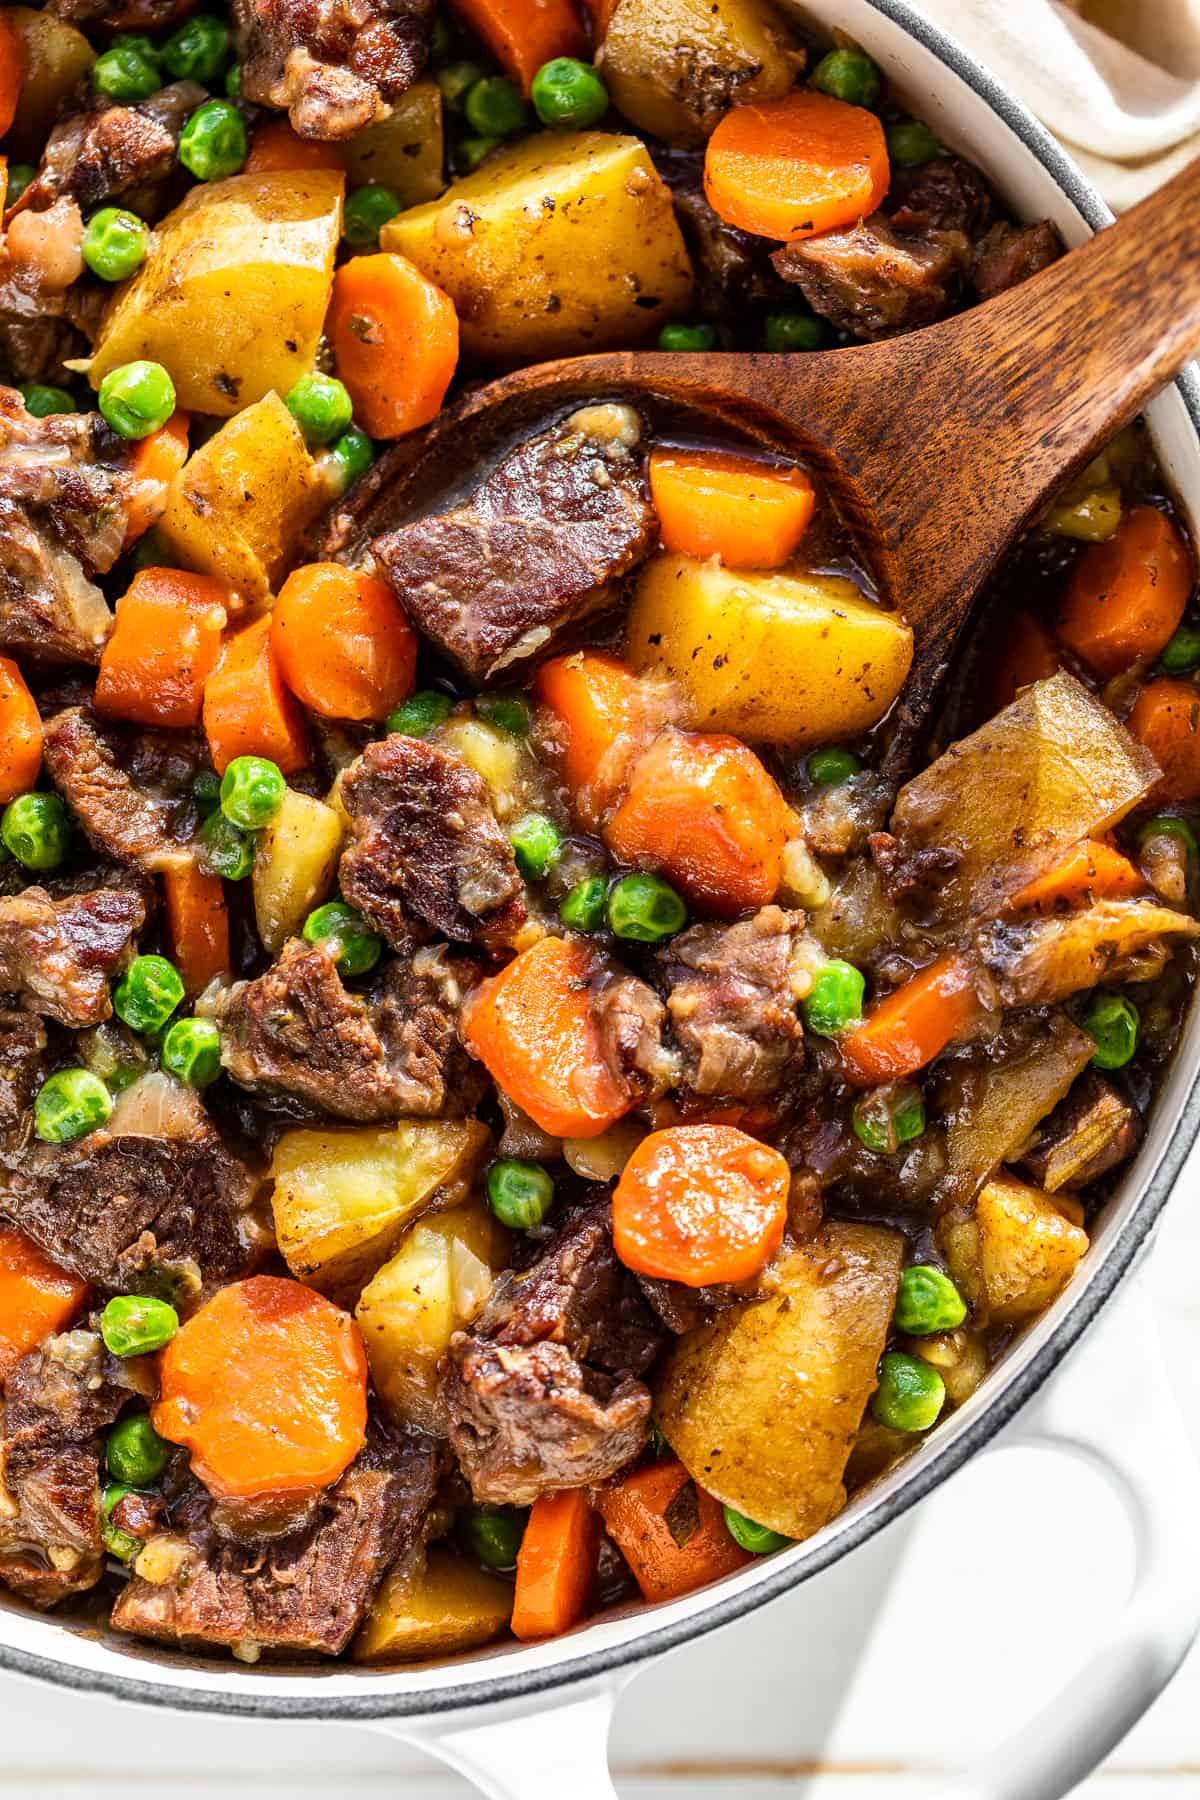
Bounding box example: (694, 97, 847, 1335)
(162, 14, 231, 84)
(658, 322, 717, 352)
(83, 206, 150, 282)
(225, 63, 242, 98)
(1084, 993, 1139, 1070)
(325, 424, 376, 493)
(192, 769, 221, 815)
(343, 183, 403, 251)
(894, 1265, 966, 1335)
(101, 1484, 144, 1563)
(284, 372, 354, 447)
(807, 745, 860, 786)
(763, 309, 828, 353)
(811, 46, 881, 108)
(1161, 626, 1200, 673)
(464, 75, 528, 137)
(6, 164, 37, 207)
(487, 1158, 554, 1229)
(388, 690, 453, 737)
(111, 33, 163, 67)
(803, 960, 865, 1036)
(438, 59, 485, 110)
(198, 808, 255, 881)
(530, 57, 609, 128)
(476, 693, 531, 735)
(113, 954, 185, 1036)
(608, 871, 687, 943)
(101, 1293, 179, 1357)
(461, 1504, 525, 1570)
(98, 359, 176, 440)
(458, 134, 500, 172)
(2, 792, 71, 870)
(302, 901, 383, 977)
(886, 119, 944, 168)
(1139, 815, 1198, 861)
(34, 1069, 113, 1144)
(160, 1016, 222, 1087)
(220, 754, 285, 830)
(509, 813, 562, 882)
(19, 384, 75, 418)
(106, 1413, 173, 1486)
(93, 43, 161, 103)
(871, 1351, 946, 1431)
(559, 875, 607, 932)
(179, 99, 248, 181)
(723, 1506, 790, 1555)
(852, 1082, 925, 1154)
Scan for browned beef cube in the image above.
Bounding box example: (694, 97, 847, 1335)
(231, 0, 435, 139)
(0, 883, 145, 1026)
(772, 215, 970, 341)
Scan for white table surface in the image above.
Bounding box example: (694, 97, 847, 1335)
(3, 1150, 1200, 1800)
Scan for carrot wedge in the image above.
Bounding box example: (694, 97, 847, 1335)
(163, 862, 230, 997)
(1128, 677, 1200, 802)
(511, 1489, 601, 1640)
(0, 15, 24, 141)
(1053, 505, 1191, 678)
(704, 90, 890, 243)
(1003, 839, 1145, 916)
(122, 411, 190, 549)
(0, 1229, 89, 1385)
(203, 614, 310, 776)
(840, 952, 980, 1087)
(449, 0, 587, 92)
(328, 252, 458, 440)
(595, 1460, 750, 1603)
(648, 449, 815, 568)
(0, 656, 43, 803)
(95, 567, 228, 729)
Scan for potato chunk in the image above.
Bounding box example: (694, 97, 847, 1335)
(271, 1120, 490, 1299)
(655, 1222, 903, 1540)
(940, 1173, 1088, 1325)
(381, 132, 692, 360)
(342, 80, 445, 207)
(89, 170, 343, 415)
(355, 1546, 512, 1663)
(252, 787, 344, 956)
(942, 1012, 1094, 1202)
(627, 554, 912, 746)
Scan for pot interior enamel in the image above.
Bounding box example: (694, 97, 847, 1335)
(4, 0, 1199, 1722)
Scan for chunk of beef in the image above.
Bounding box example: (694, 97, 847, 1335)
(590, 966, 678, 1103)
(47, 0, 193, 22)
(1018, 1070, 1143, 1193)
(972, 220, 1063, 301)
(886, 156, 996, 238)
(0, 1012, 45, 1131)
(653, 149, 789, 325)
(232, 0, 435, 140)
(636, 1273, 757, 1335)
(772, 215, 970, 341)
(0, 884, 145, 1026)
(41, 709, 200, 870)
(976, 900, 1200, 1007)
(443, 1200, 663, 1503)
(18, 86, 204, 218)
(869, 830, 961, 904)
(661, 906, 805, 1102)
(339, 735, 526, 950)
(111, 1421, 439, 1656)
(370, 945, 489, 1114)
(373, 405, 657, 684)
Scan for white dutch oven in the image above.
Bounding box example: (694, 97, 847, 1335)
(4, 5, 1200, 1795)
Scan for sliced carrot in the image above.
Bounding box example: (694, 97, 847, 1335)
(163, 862, 231, 997)
(1053, 505, 1191, 678)
(448, 0, 587, 93)
(202, 614, 310, 776)
(704, 90, 890, 243)
(648, 449, 815, 568)
(534, 650, 664, 827)
(613, 1123, 789, 1286)
(122, 411, 191, 549)
(595, 1460, 751, 1603)
(245, 119, 347, 174)
(154, 1276, 369, 1502)
(606, 728, 794, 916)
(1128, 677, 1200, 802)
(0, 15, 24, 141)
(462, 934, 635, 1138)
(1003, 838, 1144, 916)
(95, 567, 229, 730)
(271, 562, 417, 722)
(328, 252, 459, 440)
(0, 1229, 89, 1386)
(0, 655, 43, 803)
(511, 1489, 601, 1640)
(989, 609, 1061, 712)
(839, 952, 981, 1088)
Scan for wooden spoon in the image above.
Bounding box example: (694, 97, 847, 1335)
(332, 154, 1200, 766)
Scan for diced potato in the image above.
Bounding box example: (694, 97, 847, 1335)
(900, 1329, 988, 1408)
(434, 717, 529, 820)
(597, 0, 803, 147)
(940, 1173, 1089, 1326)
(157, 394, 324, 606)
(356, 1199, 509, 1434)
(655, 1222, 903, 1541)
(942, 1011, 1094, 1202)
(1043, 486, 1122, 543)
(890, 673, 1160, 919)
(382, 132, 693, 360)
(342, 80, 445, 207)
(271, 1120, 490, 1299)
(627, 555, 913, 747)
(89, 170, 344, 415)
(5, 9, 94, 157)
(252, 787, 344, 956)
(354, 1546, 512, 1663)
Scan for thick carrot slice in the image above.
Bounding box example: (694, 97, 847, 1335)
(202, 614, 310, 776)
(511, 1489, 600, 1640)
(462, 934, 634, 1138)
(534, 650, 663, 826)
(449, 0, 587, 92)
(595, 1460, 751, 1603)
(163, 862, 231, 997)
(245, 119, 347, 173)
(613, 1123, 789, 1286)
(0, 655, 43, 803)
(1003, 839, 1144, 916)
(648, 449, 815, 568)
(154, 1276, 369, 1501)
(271, 562, 417, 722)
(122, 411, 190, 549)
(605, 728, 794, 915)
(839, 952, 980, 1087)
(328, 252, 459, 440)
(1128, 677, 1200, 802)
(95, 567, 229, 729)
(704, 90, 890, 243)
(0, 16, 24, 140)
(0, 1229, 89, 1385)
(989, 609, 1061, 712)
(1053, 505, 1191, 678)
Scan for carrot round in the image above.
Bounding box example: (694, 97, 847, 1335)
(449, 0, 587, 92)
(1128, 677, 1200, 802)
(606, 728, 794, 916)
(1003, 838, 1144, 916)
(649, 449, 815, 568)
(163, 862, 231, 996)
(154, 1276, 368, 1502)
(122, 411, 190, 549)
(1053, 505, 1191, 678)
(0, 16, 24, 141)
(0, 1229, 89, 1386)
(613, 1123, 789, 1286)
(245, 119, 347, 173)
(595, 1459, 751, 1603)
(511, 1489, 600, 1641)
(462, 934, 634, 1138)
(534, 649, 658, 826)
(704, 90, 890, 243)
(271, 562, 417, 722)
(328, 252, 459, 440)
(839, 952, 980, 1087)
(202, 614, 310, 776)
(0, 656, 43, 804)
(95, 567, 229, 730)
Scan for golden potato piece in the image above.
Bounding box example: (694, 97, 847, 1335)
(89, 170, 343, 415)
(627, 554, 913, 747)
(5, 9, 94, 157)
(941, 1173, 1089, 1326)
(355, 1547, 512, 1663)
(655, 1222, 903, 1540)
(252, 788, 344, 956)
(342, 80, 445, 207)
(382, 132, 692, 360)
(943, 1011, 1094, 1202)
